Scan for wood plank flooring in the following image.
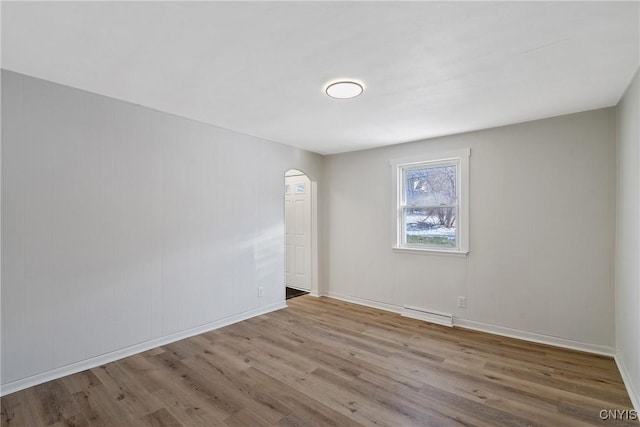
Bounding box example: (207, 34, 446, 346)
(1, 296, 637, 426)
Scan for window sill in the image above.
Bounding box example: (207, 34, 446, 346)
(392, 246, 468, 257)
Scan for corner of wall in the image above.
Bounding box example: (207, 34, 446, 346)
(616, 354, 640, 412)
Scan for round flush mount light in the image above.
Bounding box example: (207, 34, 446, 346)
(325, 81, 364, 99)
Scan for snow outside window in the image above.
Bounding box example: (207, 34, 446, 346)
(391, 149, 469, 254)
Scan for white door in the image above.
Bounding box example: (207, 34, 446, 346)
(285, 174, 311, 291)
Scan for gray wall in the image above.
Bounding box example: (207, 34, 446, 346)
(1, 70, 324, 392)
(325, 108, 616, 351)
(616, 68, 640, 410)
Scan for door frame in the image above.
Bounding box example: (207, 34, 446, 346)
(284, 169, 319, 297)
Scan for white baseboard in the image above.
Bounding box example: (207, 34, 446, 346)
(615, 354, 640, 412)
(326, 292, 615, 357)
(0, 301, 286, 397)
(454, 318, 615, 357)
(327, 292, 402, 314)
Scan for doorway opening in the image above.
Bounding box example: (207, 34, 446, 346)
(286, 287, 309, 300)
(284, 169, 315, 299)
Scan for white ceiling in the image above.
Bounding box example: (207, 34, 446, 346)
(2, 2, 638, 155)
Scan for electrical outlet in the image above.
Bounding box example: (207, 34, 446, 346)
(457, 296, 466, 309)
(258, 287, 264, 297)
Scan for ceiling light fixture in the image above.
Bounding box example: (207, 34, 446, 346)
(325, 81, 364, 99)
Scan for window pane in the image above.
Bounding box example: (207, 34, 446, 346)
(405, 165, 456, 206)
(404, 207, 456, 248)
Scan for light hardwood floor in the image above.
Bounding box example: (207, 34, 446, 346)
(1, 296, 637, 426)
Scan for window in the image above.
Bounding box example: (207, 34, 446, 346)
(391, 149, 469, 254)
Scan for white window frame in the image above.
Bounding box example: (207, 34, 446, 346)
(390, 148, 470, 255)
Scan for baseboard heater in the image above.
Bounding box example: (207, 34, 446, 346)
(401, 305, 454, 327)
